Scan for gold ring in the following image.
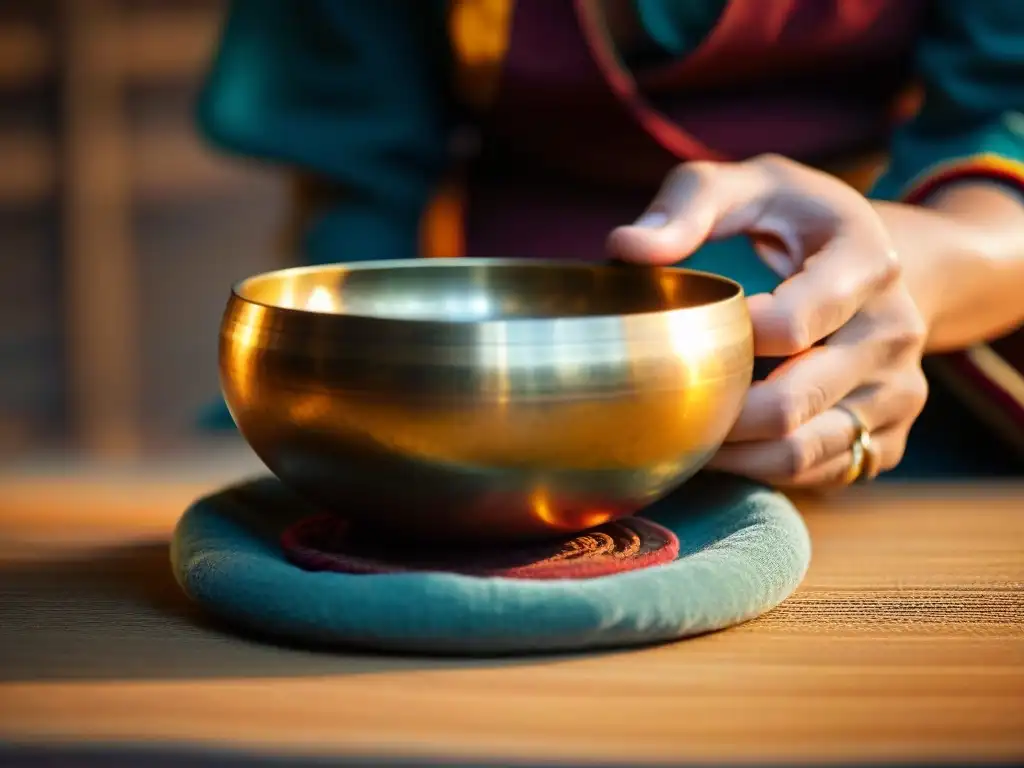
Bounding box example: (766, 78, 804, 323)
(838, 431, 866, 485)
(834, 404, 878, 485)
(859, 431, 882, 483)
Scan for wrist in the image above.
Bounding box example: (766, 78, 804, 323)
(873, 187, 1024, 351)
(871, 201, 965, 338)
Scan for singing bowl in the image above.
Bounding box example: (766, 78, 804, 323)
(220, 258, 753, 541)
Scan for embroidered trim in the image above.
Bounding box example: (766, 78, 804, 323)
(281, 513, 681, 580)
(901, 153, 1024, 205)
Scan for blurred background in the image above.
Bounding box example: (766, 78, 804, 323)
(0, 0, 287, 462)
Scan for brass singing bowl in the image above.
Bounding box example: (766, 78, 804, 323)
(220, 258, 753, 541)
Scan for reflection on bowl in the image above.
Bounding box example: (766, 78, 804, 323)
(220, 258, 753, 541)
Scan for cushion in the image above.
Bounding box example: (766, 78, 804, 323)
(171, 473, 811, 655)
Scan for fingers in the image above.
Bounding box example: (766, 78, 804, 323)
(709, 406, 864, 481)
(619, 157, 928, 488)
(772, 427, 904, 489)
(709, 371, 928, 486)
(726, 343, 869, 442)
(728, 301, 925, 442)
(610, 156, 903, 356)
(607, 161, 775, 265)
(826, 284, 929, 368)
(750, 235, 902, 357)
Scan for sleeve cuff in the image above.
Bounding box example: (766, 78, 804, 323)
(897, 153, 1024, 205)
(870, 111, 1024, 204)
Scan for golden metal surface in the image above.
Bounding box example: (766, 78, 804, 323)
(219, 259, 753, 541)
(835, 403, 875, 486)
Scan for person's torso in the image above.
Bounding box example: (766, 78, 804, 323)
(454, 0, 926, 188)
(441, 0, 927, 261)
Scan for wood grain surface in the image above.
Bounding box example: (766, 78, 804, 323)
(0, 452, 1022, 765)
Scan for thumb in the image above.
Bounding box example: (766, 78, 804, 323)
(607, 206, 716, 266)
(607, 161, 774, 265)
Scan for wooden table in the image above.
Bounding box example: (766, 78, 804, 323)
(1, 449, 1022, 765)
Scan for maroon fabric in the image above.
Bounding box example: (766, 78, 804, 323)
(462, 0, 657, 260)
(635, 0, 925, 94)
(462, 0, 926, 260)
(281, 515, 680, 580)
(992, 332, 1024, 376)
(942, 344, 1024, 437)
(575, 0, 925, 164)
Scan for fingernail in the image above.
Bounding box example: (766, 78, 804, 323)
(634, 211, 668, 229)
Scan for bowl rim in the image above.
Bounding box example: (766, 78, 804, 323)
(229, 258, 746, 327)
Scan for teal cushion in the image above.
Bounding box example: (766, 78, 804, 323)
(171, 473, 811, 655)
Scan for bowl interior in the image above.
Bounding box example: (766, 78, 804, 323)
(234, 259, 741, 323)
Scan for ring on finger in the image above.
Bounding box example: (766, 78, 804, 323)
(833, 403, 881, 485)
(837, 430, 866, 486)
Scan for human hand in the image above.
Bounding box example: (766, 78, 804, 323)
(608, 155, 930, 487)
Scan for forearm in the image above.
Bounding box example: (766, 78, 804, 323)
(874, 183, 1024, 353)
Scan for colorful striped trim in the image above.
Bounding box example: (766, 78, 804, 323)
(904, 154, 1024, 457)
(901, 153, 1024, 205)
